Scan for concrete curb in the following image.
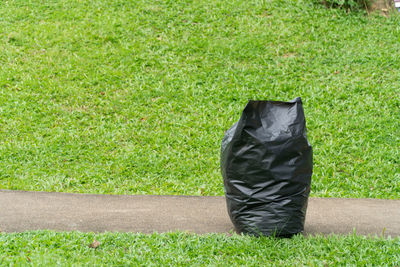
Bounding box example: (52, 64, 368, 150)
(1, 190, 399, 237)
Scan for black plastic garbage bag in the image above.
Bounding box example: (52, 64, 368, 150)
(221, 97, 312, 237)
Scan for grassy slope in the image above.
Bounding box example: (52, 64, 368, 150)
(0, 0, 399, 198)
(1, 231, 399, 266)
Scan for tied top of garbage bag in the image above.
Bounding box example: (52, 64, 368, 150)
(221, 97, 313, 237)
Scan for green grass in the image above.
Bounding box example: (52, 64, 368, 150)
(0, 0, 399, 198)
(1, 1, 399, 265)
(1, 231, 399, 266)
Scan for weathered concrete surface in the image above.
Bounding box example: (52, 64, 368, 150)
(1, 190, 399, 237)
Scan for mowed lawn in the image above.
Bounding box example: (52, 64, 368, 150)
(1, 231, 400, 266)
(0, 0, 398, 198)
(0, 0, 399, 265)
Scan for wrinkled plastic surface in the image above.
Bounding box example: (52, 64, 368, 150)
(221, 97, 313, 237)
